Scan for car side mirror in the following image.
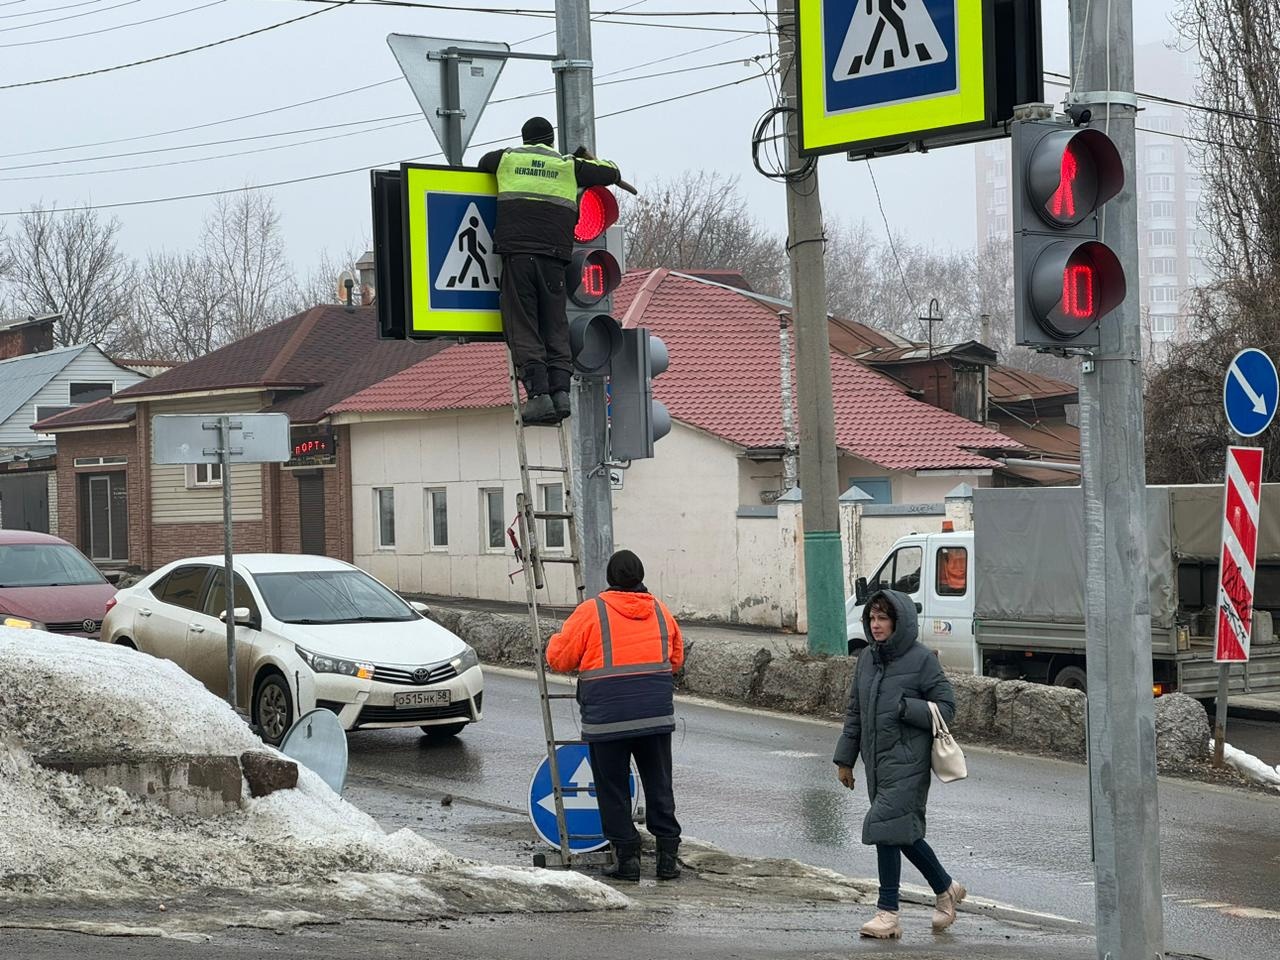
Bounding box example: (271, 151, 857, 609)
(409, 600, 430, 616)
(220, 606, 253, 626)
(854, 577, 868, 605)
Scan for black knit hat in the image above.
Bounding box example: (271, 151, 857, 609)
(606, 549, 645, 590)
(521, 116, 554, 146)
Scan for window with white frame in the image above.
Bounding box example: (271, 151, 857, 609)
(1148, 114, 1175, 132)
(374, 487, 395, 549)
(1151, 286, 1179, 304)
(1149, 201, 1175, 219)
(1149, 257, 1177, 276)
(1146, 145, 1173, 165)
(69, 381, 113, 405)
(1148, 230, 1177, 248)
(185, 463, 223, 488)
(481, 488, 506, 552)
(539, 482, 566, 551)
(1146, 174, 1174, 193)
(1150, 314, 1176, 336)
(425, 487, 448, 550)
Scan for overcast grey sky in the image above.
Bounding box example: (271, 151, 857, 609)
(0, 0, 1187, 276)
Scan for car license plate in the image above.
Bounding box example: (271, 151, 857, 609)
(394, 690, 451, 709)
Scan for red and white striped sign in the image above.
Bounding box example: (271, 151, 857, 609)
(1216, 446, 1266, 663)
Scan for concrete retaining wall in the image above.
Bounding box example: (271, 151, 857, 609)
(431, 605, 1211, 771)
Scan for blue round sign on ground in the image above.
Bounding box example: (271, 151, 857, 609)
(527, 743, 637, 854)
(1223, 347, 1279, 438)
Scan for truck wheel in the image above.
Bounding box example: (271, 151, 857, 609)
(1053, 665, 1088, 692)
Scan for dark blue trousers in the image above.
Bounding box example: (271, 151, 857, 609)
(876, 839, 952, 911)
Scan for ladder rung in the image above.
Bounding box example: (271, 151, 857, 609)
(541, 555, 580, 564)
(523, 464, 568, 473)
(552, 739, 585, 747)
(533, 510, 574, 521)
(544, 692, 577, 699)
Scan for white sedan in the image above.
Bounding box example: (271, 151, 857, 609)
(101, 554, 483, 745)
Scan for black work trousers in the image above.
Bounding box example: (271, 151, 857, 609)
(588, 733, 681, 847)
(500, 253, 571, 397)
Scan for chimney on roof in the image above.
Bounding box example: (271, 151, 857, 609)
(0, 313, 56, 360)
(980, 313, 992, 347)
(356, 250, 376, 306)
(342, 277, 356, 313)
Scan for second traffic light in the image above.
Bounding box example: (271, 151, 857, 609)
(1013, 118, 1127, 349)
(610, 327, 670, 461)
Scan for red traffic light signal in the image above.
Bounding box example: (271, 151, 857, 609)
(1028, 240, 1126, 341)
(1026, 128, 1123, 229)
(1013, 119, 1127, 349)
(567, 248, 621, 307)
(573, 185, 619, 243)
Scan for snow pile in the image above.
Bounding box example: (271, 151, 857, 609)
(0, 628, 262, 759)
(1210, 739, 1280, 791)
(0, 628, 627, 916)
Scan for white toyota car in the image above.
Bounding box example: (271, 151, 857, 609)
(101, 554, 483, 745)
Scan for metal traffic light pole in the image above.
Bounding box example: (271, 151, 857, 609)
(1068, 0, 1166, 957)
(555, 0, 613, 598)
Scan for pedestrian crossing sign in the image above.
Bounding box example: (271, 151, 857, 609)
(797, 0, 995, 156)
(402, 163, 505, 339)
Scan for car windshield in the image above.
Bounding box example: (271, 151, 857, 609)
(0, 543, 105, 587)
(253, 569, 416, 624)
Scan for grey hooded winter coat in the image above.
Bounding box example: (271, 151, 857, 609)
(832, 589, 956, 846)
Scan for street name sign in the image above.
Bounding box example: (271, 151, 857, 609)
(1215, 446, 1265, 663)
(797, 0, 994, 156)
(401, 163, 504, 340)
(527, 743, 637, 853)
(1222, 347, 1278, 438)
(152, 413, 291, 464)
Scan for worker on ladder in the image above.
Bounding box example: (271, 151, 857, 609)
(478, 116, 628, 426)
(546, 550, 684, 881)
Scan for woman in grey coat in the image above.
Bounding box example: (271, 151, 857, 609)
(833, 589, 965, 939)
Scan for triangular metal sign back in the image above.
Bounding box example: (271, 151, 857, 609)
(387, 34, 510, 165)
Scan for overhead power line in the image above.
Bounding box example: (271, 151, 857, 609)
(0, 0, 111, 23)
(1, 31, 755, 161)
(0, 0, 352, 91)
(1044, 70, 1280, 130)
(0, 0, 225, 47)
(0, 71, 766, 216)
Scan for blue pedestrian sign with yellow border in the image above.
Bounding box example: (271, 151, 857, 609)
(402, 163, 504, 339)
(797, 0, 994, 156)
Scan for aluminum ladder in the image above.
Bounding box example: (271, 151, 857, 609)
(505, 355, 610, 869)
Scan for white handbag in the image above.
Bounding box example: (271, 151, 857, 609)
(927, 701, 968, 783)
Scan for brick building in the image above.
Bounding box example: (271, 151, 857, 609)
(35, 304, 444, 571)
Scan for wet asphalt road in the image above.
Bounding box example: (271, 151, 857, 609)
(347, 670, 1280, 960)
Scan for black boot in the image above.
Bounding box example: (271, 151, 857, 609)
(656, 837, 681, 880)
(551, 390, 572, 421)
(520, 393, 557, 425)
(603, 841, 641, 882)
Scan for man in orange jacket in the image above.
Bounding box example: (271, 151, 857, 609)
(546, 549, 684, 881)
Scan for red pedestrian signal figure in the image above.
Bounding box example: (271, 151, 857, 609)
(1050, 148, 1078, 221)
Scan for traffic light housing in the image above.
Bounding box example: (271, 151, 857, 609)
(1013, 119, 1126, 349)
(566, 185, 624, 373)
(610, 327, 670, 461)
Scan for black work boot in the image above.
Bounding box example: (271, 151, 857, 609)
(551, 391, 571, 421)
(521, 393, 557, 425)
(656, 837, 681, 880)
(603, 842, 641, 882)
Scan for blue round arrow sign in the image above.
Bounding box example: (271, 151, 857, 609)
(527, 743, 637, 854)
(1223, 348, 1279, 438)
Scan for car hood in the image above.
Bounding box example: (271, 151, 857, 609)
(284, 616, 468, 666)
(0, 583, 116, 625)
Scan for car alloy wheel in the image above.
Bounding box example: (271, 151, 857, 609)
(255, 675, 293, 746)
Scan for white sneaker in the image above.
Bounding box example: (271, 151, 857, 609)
(860, 909, 902, 939)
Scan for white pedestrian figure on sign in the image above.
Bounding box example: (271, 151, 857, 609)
(448, 215, 491, 289)
(833, 0, 949, 80)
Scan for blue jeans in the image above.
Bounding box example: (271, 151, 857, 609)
(876, 839, 952, 911)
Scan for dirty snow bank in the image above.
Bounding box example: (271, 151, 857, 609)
(1210, 739, 1280, 791)
(0, 628, 626, 916)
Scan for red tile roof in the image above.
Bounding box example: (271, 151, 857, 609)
(335, 270, 1023, 471)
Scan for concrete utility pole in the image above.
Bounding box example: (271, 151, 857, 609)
(556, 0, 612, 597)
(777, 0, 844, 656)
(1069, 1, 1166, 957)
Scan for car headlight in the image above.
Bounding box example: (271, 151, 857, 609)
(296, 646, 375, 680)
(450, 644, 479, 673)
(1, 614, 45, 631)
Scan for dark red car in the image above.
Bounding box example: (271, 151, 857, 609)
(0, 530, 117, 638)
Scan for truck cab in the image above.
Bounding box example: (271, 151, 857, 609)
(845, 528, 977, 673)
